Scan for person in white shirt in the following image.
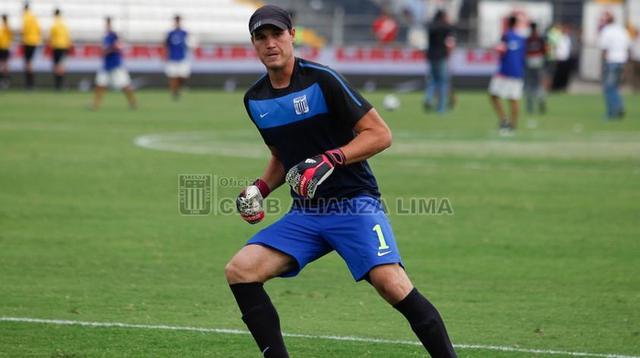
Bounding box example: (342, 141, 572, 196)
(598, 12, 631, 119)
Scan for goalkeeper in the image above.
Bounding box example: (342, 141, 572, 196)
(227, 5, 457, 358)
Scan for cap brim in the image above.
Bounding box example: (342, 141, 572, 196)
(250, 19, 288, 34)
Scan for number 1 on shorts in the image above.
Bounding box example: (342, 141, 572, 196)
(372, 224, 389, 250)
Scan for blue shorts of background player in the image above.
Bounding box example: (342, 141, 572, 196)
(247, 196, 403, 281)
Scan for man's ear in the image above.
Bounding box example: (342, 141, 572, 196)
(289, 27, 296, 41)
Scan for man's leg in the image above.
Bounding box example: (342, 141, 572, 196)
(92, 85, 106, 110)
(436, 61, 449, 113)
(0, 60, 7, 88)
(225, 244, 296, 358)
(509, 99, 519, 129)
(489, 95, 506, 124)
(611, 64, 624, 117)
(25, 61, 34, 89)
(54, 58, 65, 91)
(122, 86, 137, 109)
(603, 64, 617, 119)
(169, 77, 179, 99)
(424, 69, 435, 109)
(369, 264, 457, 358)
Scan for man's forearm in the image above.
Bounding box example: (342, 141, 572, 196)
(341, 127, 392, 164)
(260, 155, 285, 191)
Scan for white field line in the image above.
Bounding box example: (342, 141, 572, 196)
(132, 132, 640, 160)
(1, 317, 638, 358)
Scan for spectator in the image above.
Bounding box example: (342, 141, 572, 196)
(49, 8, 72, 91)
(372, 8, 398, 46)
(21, 3, 41, 90)
(525, 22, 547, 114)
(424, 9, 455, 114)
(551, 24, 573, 91)
(598, 12, 631, 120)
(0, 14, 11, 89)
(630, 25, 640, 93)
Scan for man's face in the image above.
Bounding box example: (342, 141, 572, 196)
(251, 25, 295, 71)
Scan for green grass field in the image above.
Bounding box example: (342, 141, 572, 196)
(1, 89, 639, 357)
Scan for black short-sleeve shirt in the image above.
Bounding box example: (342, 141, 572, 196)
(243, 57, 380, 202)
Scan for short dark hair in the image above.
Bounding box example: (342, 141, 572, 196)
(23, 2, 30, 11)
(433, 9, 445, 22)
(507, 15, 517, 29)
(174, 14, 181, 22)
(1, 14, 7, 22)
(105, 16, 112, 25)
(54, 8, 61, 16)
(530, 22, 537, 31)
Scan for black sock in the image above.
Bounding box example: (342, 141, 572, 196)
(394, 288, 457, 358)
(54, 75, 63, 90)
(229, 282, 289, 358)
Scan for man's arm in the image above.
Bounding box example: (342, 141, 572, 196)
(258, 145, 286, 191)
(340, 108, 392, 164)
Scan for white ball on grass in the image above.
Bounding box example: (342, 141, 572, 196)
(382, 94, 400, 111)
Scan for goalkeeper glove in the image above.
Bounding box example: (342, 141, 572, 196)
(285, 148, 346, 199)
(236, 179, 271, 224)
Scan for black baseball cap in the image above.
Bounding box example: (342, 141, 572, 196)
(248, 5, 292, 35)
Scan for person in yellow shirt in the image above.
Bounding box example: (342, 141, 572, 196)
(22, 3, 41, 89)
(49, 8, 71, 90)
(0, 14, 12, 89)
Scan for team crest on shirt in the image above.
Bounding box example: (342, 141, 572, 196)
(293, 95, 310, 115)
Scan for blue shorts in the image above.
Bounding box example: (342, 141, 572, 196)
(247, 196, 403, 281)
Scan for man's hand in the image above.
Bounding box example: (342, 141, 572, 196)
(236, 179, 271, 224)
(285, 149, 346, 199)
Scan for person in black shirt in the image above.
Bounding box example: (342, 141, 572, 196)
(225, 5, 457, 358)
(525, 22, 547, 114)
(424, 10, 455, 113)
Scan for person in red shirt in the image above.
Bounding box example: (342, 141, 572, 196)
(372, 9, 398, 45)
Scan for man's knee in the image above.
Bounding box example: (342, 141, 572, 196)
(369, 264, 414, 304)
(225, 258, 259, 284)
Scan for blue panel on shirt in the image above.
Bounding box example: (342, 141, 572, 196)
(103, 32, 122, 70)
(249, 83, 329, 129)
(167, 29, 187, 61)
(499, 31, 526, 78)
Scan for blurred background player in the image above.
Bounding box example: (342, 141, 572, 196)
(628, 25, 640, 93)
(0, 14, 11, 89)
(524, 22, 547, 115)
(21, 3, 41, 90)
(165, 15, 190, 100)
(91, 17, 136, 110)
(49, 8, 71, 91)
(598, 11, 630, 120)
(489, 15, 525, 135)
(424, 9, 455, 114)
(550, 24, 573, 91)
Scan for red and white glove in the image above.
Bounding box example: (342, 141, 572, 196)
(285, 149, 346, 199)
(236, 179, 271, 224)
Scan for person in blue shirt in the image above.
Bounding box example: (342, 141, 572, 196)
(91, 17, 136, 110)
(488, 15, 526, 135)
(227, 5, 457, 358)
(165, 15, 190, 100)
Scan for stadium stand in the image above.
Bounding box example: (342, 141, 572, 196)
(0, 0, 259, 44)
